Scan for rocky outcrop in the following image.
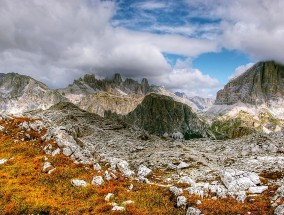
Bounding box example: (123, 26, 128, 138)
(215, 61, 284, 105)
(124, 93, 209, 139)
(175, 92, 214, 110)
(0, 73, 66, 113)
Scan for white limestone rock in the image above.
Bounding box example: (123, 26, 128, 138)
(0, 158, 8, 165)
(275, 204, 284, 215)
(236, 191, 247, 203)
(122, 200, 134, 205)
(248, 186, 268, 194)
(92, 176, 104, 186)
(177, 196, 187, 207)
(177, 161, 190, 169)
(0, 125, 4, 131)
(43, 144, 52, 155)
(116, 160, 134, 177)
(71, 179, 87, 187)
(112, 206, 125, 211)
(138, 164, 152, 177)
(186, 207, 202, 215)
(42, 162, 54, 173)
(178, 176, 195, 185)
(105, 193, 114, 202)
(169, 186, 183, 196)
(62, 147, 73, 156)
(93, 163, 101, 171)
(220, 169, 261, 192)
(51, 148, 61, 157)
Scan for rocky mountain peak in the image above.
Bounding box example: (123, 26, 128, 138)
(113, 73, 122, 85)
(215, 61, 284, 105)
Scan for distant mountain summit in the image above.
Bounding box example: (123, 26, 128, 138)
(175, 92, 214, 110)
(62, 73, 151, 96)
(0, 73, 65, 113)
(215, 61, 284, 105)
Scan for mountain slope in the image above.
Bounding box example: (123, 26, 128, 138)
(124, 93, 209, 139)
(0, 73, 66, 113)
(215, 61, 284, 105)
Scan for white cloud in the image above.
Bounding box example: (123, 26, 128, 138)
(0, 0, 219, 90)
(132, 1, 168, 10)
(153, 59, 221, 98)
(228, 63, 254, 80)
(185, 0, 284, 64)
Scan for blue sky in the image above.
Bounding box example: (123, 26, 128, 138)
(0, 0, 283, 97)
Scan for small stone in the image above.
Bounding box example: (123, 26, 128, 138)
(42, 162, 54, 173)
(112, 206, 125, 211)
(236, 191, 247, 203)
(93, 163, 101, 171)
(71, 179, 87, 187)
(129, 184, 134, 190)
(48, 168, 56, 174)
(105, 193, 114, 202)
(138, 164, 152, 177)
(0, 158, 8, 165)
(196, 200, 202, 205)
(177, 161, 190, 169)
(62, 147, 73, 156)
(43, 144, 52, 155)
(177, 196, 187, 207)
(186, 207, 202, 215)
(178, 176, 195, 185)
(92, 176, 104, 186)
(169, 186, 183, 196)
(248, 186, 268, 194)
(51, 148, 61, 157)
(117, 160, 134, 177)
(274, 204, 284, 215)
(122, 200, 134, 205)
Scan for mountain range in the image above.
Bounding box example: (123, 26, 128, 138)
(1, 61, 284, 139)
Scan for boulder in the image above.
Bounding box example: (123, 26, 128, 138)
(116, 160, 134, 177)
(220, 169, 261, 192)
(177, 162, 190, 169)
(248, 186, 268, 194)
(138, 164, 152, 177)
(186, 207, 202, 215)
(177, 196, 187, 207)
(274, 204, 284, 215)
(51, 148, 61, 157)
(43, 144, 52, 155)
(93, 163, 101, 171)
(71, 179, 87, 187)
(42, 162, 54, 173)
(178, 176, 195, 185)
(112, 206, 125, 211)
(0, 158, 7, 165)
(91, 176, 104, 186)
(105, 193, 114, 202)
(169, 186, 183, 196)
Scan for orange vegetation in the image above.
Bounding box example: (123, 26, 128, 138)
(0, 116, 277, 214)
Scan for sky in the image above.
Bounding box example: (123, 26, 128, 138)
(0, 0, 284, 98)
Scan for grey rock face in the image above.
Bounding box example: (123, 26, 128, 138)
(124, 93, 209, 139)
(215, 61, 284, 105)
(0, 73, 66, 114)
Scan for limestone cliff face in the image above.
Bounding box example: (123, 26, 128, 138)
(0, 73, 66, 113)
(76, 92, 143, 117)
(60, 73, 152, 116)
(215, 61, 284, 105)
(124, 93, 209, 139)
